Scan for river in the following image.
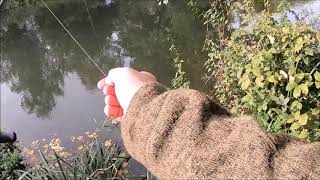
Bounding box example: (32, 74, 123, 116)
(1, 0, 319, 177)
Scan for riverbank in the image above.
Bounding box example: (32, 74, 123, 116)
(0, 129, 130, 179)
(172, 0, 320, 142)
(0, 143, 25, 179)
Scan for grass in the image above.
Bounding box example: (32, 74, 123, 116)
(16, 139, 129, 179)
(0, 122, 130, 179)
(0, 143, 25, 179)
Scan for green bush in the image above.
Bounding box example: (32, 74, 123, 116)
(209, 5, 320, 141)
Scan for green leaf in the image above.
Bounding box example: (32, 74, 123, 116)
(305, 81, 313, 86)
(245, 66, 251, 73)
(294, 111, 300, 120)
(261, 101, 268, 111)
(299, 84, 309, 95)
(255, 76, 264, 87)
(298, 113, 308, 125)
(303, 57, 309, 65)
(286, 81, 297, 91)
(252, 56, 262, 66)
(294, 37, 304, 53)
(241, 79, 251, 90)
(239, 73, 249, 83)
(287, 117, 295, 123)
(252, 66, 260, 76)
(314, 71, 320, 81)
(295, 73, 305, 82)
(315, 82, 320, 89)
(290, 122, 301, 130)
(291, 130, 300, 137)
(241, 95, 252, 103)
(298, 130, 309, 139)
(282, 26, 290, 34)
(305, 48, 314, 56)
(267, 75, 277, 83)
(306, 74, 313, 81)
(230, 107, 237, 114)
(268, 48, 277, 54)
(288, 67, 295, 76)
(265, 71, 272, 76)
(264, 51, 273, 60)
(293, 87, 301, 98)
(290, 101, 302, 110)
(311, 108, 320, 116)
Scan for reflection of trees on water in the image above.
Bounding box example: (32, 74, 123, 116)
(10, 0, 316, 117)
(1, 23, 65, 117)
(114, 0, 207, 87)
(1, 1, 116, 118)
(0, 0, 207, 117)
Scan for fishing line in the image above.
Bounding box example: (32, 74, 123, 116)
(39, 1, 251, 165)
(40, 0, 107, 76)
(83, 0, 104, 54)
(41, 0, 226, 147)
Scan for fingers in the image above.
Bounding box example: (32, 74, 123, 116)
(104, 77, 115, 86)
(104, 94, 122, 119)
(98, 67, 122, 89)
(98, 78, 116, 96)
(97, 78, 106, 89)
(104, 105, 123, 118)
(105, 95, 120, 106)
(103, 85, 115, 96)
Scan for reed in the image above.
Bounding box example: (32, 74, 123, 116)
(0, 143, 25, 179)
(15, 139, 129, 180)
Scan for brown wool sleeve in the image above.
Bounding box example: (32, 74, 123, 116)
(121, 83, 320, 179)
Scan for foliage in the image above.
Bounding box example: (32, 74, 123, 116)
(0, 143, 25, 179)
(17, 139, 128, 179)
(0, 123, 129, 179)
(14, 120, 130, 180)
(0, 0, 39, 12)
(170, 45, 190, 89)
(204, 1, 320, 141)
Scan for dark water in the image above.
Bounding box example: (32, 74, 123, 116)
(0, 0, 319, 177)
(1, 0, 207, 176)
(0, 0, 207, 144)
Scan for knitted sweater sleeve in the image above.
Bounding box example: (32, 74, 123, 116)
(121, 83, 320, 179)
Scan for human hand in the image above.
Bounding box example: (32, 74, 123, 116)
(97, 67, 157, 120)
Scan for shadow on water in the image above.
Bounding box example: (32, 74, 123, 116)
(0, 0, 207, 176)
(0, 0, 207, 119)
(0, 0, 318, 177)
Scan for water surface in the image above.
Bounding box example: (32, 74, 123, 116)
(0, 0, 206, 144)
(1, 0, 319, 177)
